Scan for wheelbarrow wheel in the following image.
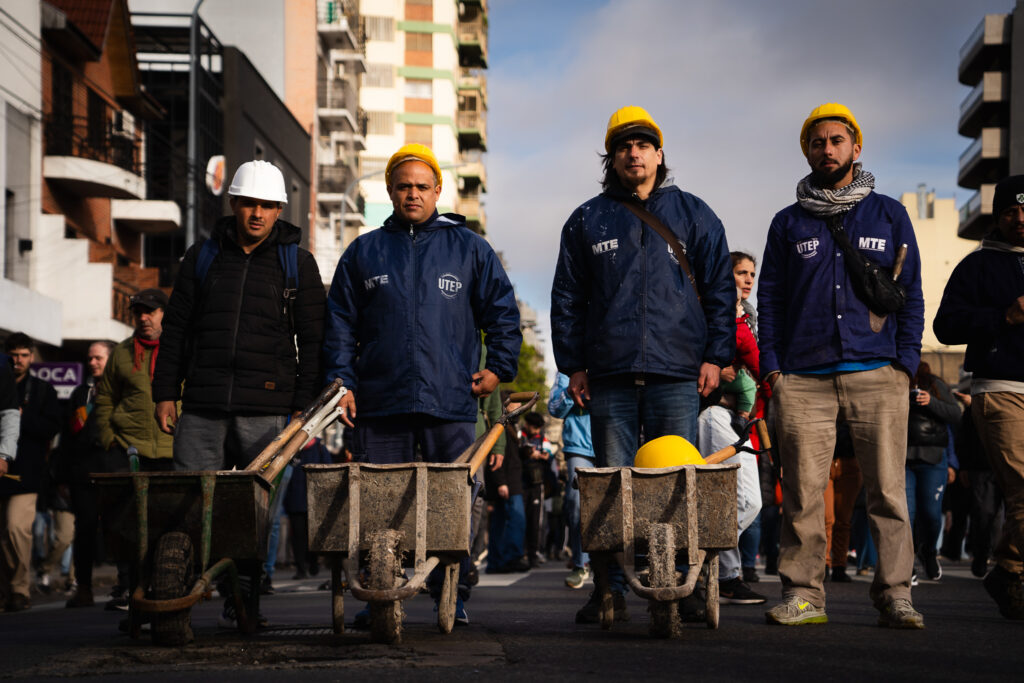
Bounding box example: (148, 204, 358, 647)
(368, 529, 405, 644)
(704, 551, 720, 629)
(437, 562, 459, 634)
(647, 523, 681, 639)
(150, 532, 195, 646)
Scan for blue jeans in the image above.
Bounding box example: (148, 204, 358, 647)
(740, 514, 761, 569)
(589, 377, 699, 592)
(906, 453, 948, 556)
(488, 494, 525, 569)
(588, 378, 699, 467)
(565, 454, 593, 570)
(264, 464, 293, 579)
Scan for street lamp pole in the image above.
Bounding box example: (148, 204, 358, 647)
(185, 0, 206, 249)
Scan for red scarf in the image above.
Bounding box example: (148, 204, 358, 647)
(133, 336, 160, 381)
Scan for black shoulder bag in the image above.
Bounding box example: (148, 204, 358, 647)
(826, 215, 907, 316)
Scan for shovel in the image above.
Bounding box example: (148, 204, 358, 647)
(455, 391, 539, 477)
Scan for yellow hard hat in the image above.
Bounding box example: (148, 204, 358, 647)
(799, 103, 862, 157)
(605, 105, 664, 153)
(385, 143, 443, 189)
(634, 435, 705, 468)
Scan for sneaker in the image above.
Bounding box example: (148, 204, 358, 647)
(920, 552, 942, 581)
(6, 593, 30, 612)
(910, 574, 919, 587)
(831, 566, 852, 583)
(983, 566, 1024, 620)
(742, 566, 760, 583)
(65, 588, 95, 608)
(565, 566, 590, 589)
(37, 573, 52, 594)
(856, 566, 873, 576)
(765, 595, 827, 625)
(64, 578, 77, 595)
(529, 554, 543, 569)
(719, 577, 766, 605)
(259, 575, 274, 595)
(876, 598, 924, 629)
(106, 586, 129, 612)
(575, 590, 629, 624)
(455, 597, 469, 626)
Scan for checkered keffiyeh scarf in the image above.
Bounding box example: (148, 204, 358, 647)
(795, 163, 875, 217)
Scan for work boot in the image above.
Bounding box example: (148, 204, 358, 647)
(831, 566, 852, 583)
(575, 590, 629, 624)
(983, 565, 1024, 620)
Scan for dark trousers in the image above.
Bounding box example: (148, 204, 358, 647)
(523, 484, 544, 559)
(352, 414, 476, 598)
(968, 470, 1004, 564)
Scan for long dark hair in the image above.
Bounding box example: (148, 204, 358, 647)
(600, 150, 669, 193)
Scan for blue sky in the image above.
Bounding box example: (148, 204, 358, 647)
(484, 0, 1010, 373)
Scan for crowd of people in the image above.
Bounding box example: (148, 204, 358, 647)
(1, 101, 1023, 635)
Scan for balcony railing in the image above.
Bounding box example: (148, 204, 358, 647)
(458, 110, 484, 131)
(960, 18, 986, 62)
(960, 81, 983, 117)
(318, 164, 357, 195)
(317, 79, 356, 111)
(958, 137, 982, 167)
(44, 114, 141, 176)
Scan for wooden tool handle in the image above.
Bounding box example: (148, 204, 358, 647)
(756, 420, 772, 450)
(892, 243, 908, 280)
(703, 445, 737, 465)
(467, 422, 506, 478)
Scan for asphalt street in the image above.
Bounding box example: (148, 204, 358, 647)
(1, 558, 1021, 681)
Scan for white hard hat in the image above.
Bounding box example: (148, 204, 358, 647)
(227, 160, 288, 204)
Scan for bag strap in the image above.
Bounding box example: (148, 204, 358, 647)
(824, 214, 866, 268)
(194, 238, 219, 285)
(615, 199, 701, 302)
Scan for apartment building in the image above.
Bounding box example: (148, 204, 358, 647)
(957, 3, 1020, 238)
(359, 0, 488, 236)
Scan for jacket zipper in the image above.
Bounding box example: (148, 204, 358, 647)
(226, 252, 252, 410)
(409, 226, 418, 410)
(637, 195, 647, 372)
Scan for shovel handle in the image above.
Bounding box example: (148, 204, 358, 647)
(703, 445, 737, 465)
(756, 419, 772, 450)
(506, 391, 537, 404)
(467, 422, 506, 478)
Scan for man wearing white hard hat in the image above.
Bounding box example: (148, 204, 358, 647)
(152, 160, 325, 628)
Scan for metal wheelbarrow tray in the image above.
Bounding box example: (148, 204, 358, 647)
(305, 461, 473, 643)
(578, 463, 739, 637)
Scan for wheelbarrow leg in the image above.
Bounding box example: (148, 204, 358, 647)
(590, 552, 614, 630)
(704, 551, 720, 629)
(648, 523, 681, 639)
(437, 562, 459, 634)
(332, 558, 345, 634)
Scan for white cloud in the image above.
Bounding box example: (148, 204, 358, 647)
(486, 0, 1008, 375)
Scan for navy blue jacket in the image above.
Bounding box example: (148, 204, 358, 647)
(551, 183, 736, 380)
(324, 211, 521, 422)
(759, 192, 924, 376)
(933, 241, 1024, 382)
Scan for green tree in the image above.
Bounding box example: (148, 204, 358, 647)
(502, 342, 548, 413)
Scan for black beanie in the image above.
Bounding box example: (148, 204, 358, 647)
(992, 175, 1024, 217)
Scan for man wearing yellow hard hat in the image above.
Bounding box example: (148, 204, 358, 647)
(324, 143, 522, 626)
(758, 104, 924, 628)
(551, 106, 736, 624)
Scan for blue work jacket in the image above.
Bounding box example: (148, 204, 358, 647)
(758, 192, 924, 377)
(551, 183, 736, 381)
(324, 211, 522, 421)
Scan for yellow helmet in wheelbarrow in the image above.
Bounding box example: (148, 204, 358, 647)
(634, 435, 704, 468)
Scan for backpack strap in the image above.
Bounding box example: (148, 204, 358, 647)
(194, 238, 219, 286)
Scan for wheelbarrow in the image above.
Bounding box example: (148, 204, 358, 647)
(93, 379, 348, 645)
(305, 391, 539, 644)
(577, 419, 772, 638)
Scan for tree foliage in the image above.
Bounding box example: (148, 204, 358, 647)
(502, 342, 548, 413)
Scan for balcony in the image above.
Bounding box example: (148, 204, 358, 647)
(318, 164, 361, 213)
(458, 150, 486, 192)
(111, 198, 181, 235)
(958, 127, 1007, 189)
(459, 193, 485, 234)
(317, 0, 361, 51)
(959, 14, 1010, 86)
(457, 110, 487, 150)
(958, 184, 995, 240)
(318, 79, 359, 132)
(329, 47, 367, 75)
(959, 72, 1009, 138)
(43, 115, 145, 199)
(457, 16, 488, 68)
(458, 67, 488, 106)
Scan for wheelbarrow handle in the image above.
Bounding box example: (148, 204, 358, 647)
(505, 391, 537, 404)
(246, 379, 345, 474)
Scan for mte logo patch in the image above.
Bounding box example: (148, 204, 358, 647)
(438, 273, 463, 299)
(796, 237, 819, 259)
(857, 236, 887, 252)
(592, 239, 618, 255)
(364, 274, 389, 290)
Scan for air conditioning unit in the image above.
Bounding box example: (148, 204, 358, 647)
(113, 110, 135, 138)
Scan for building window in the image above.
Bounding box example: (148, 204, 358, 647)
(403, 78, 432, 99)
(405, 123, 432, 146)
(405, 32, 432, 52)
(364, 63, 394, 88)
(367, 111, 395, 135)
(459, 94, 478, 112)
(86, 89, 106, 154)
(365, 16, 395, 41)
